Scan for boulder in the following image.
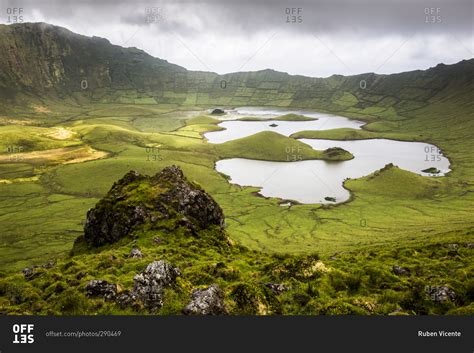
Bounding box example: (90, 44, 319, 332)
(132, 260, 180, 311)
(115, 291, 138, 308)
(392, 265, 410, 276)
(157, 166, 225, 229)
(22, 267, 36, 280)
(425, 285, 456, 303)
(129, 248, 143, 258)
(210, 108, 225, 115)
(83, 166, 225, 246)
(85, 280, 117, 300)
(183, 284, 227, 315)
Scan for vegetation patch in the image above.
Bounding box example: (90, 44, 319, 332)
(216, 131, 353, 162)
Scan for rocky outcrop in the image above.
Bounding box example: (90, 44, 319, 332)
(183, 285, 227, 315)
(425, 285, 456, 303)
(158, 166, 225, 229)
(85, 280, 117, 300)
(86, 260, 180, 311)
(210, 108, 225, 115)
(22, 260, 55, 280)
(83, 166, 225, 246)
(132, 260, 180, 311)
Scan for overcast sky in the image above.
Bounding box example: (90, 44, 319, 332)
(2, 0, 473, 77)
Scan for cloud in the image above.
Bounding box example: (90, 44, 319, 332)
(1, 0, 472, 76)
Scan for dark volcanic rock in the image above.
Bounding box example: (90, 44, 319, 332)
(392, 265, 410, 276)
(210, 108, 225, 115)
(115, 291, 138, 309)
(183, 284, 227, 315)
(157, 166, 225, 230)
(21, 260, 55, 280)
(425, 285, 456, 303)
(83, 165, 225, 246)
(132, 260, 180, 311)
(22, 267, 36, 280)
(85, 280, 117, 300)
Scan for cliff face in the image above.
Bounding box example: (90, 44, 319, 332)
(0, 23, 186, 100)
(1, 22, 472, 112)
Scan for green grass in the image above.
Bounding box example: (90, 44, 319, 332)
(0, 205, 471, 315)
(0, 96, 472, 315)
(290, 128, 417, 141)
(186, 115, 220, 125)
(215, 131, 353, 162)
(0, 101, 472, 272)
(238, 113, 317, 122)
(0, 125, 81, 154)
(0, 27, 472, 314)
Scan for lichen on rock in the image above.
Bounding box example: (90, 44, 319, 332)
(183, 284, 227, 315)
(132, 260, 180, 311)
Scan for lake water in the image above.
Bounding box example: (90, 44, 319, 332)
(206, 107, 451, 204)
(216, 139, 450, 204)
(204, 107, 364, 144)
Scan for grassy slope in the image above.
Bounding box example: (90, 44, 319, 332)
(0, 25, 472, 314)
(0, 103, 472, 315)
(0, 102, 471, 272)
(291, 128, 417, 141)
(238, 113, 317, 121)
(1, 166, 471, 316)
(215, 131, 353, 162)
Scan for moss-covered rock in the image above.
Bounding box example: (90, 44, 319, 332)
(83, 166, 225, 246)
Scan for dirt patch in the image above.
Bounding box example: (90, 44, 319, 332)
(0, 145, 108, 165)
(0, 117, 35, 126)
(32, 105, 51, 113)
(46, 127, 75, 140)
(63, 147, 108, 164)
(0, 176, 40, 184)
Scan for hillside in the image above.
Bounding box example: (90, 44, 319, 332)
(0, 23, 472, 115)
(0, 23, 186, 103)
(0, 23, 472, 316)
(1, 166, 472, 315)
